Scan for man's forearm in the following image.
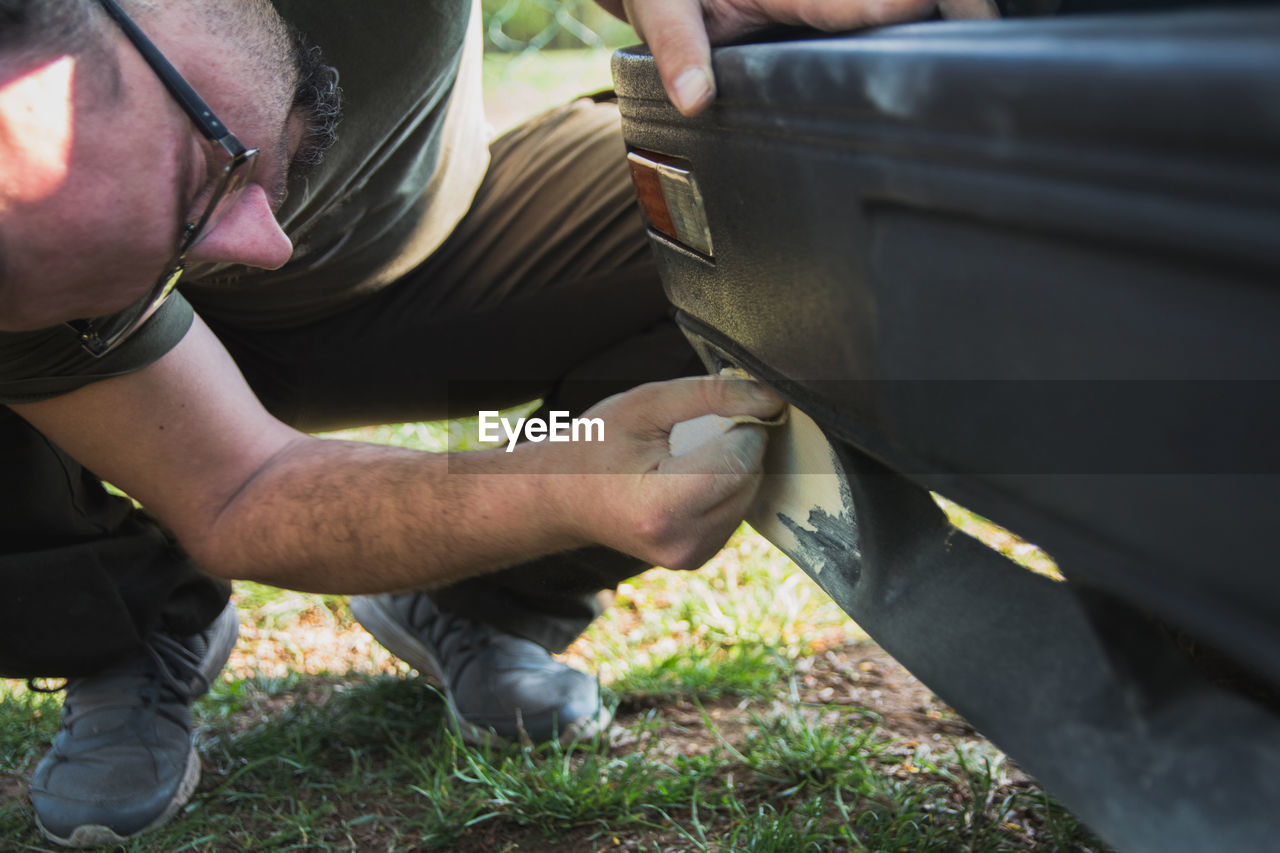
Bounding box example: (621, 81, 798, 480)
(195, 435, 582, 594)
(11, 320, 783, 594)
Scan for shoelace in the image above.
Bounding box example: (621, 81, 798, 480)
(147, 630, 211, 699)
(405, 595, 489, 685)
(28, 627, 211, 698)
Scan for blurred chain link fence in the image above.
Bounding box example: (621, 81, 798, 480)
(481, 0, 636, 53)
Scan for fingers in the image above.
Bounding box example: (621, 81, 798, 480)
(645, 425, 770, 569)
(625, 0, 717, 115)
(637, 376, 786, 433)
(627, 0, 1000, 116)
(568, 377, 784, 570)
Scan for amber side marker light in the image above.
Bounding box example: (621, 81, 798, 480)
(626, 149, 714, 258)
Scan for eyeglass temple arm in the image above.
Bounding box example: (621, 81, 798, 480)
(94, 0, 239, 149)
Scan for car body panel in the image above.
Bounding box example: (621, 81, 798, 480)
(615, 7, 1280, 851)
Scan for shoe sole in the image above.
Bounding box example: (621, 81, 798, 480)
(348, 595, 613, 747)
(34, 602, 240, 848)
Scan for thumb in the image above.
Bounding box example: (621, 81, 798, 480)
(627, 0, 716, 115)
(640, 376, 785, 433)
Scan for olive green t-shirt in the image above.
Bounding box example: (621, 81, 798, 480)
(0, 0, 487, 404)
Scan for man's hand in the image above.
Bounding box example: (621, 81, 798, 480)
(548, 376, 786, 571)
(597, 0, 999, 115)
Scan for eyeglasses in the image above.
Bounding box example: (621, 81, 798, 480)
(67, 0, 259, 357)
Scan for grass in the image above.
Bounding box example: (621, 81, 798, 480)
(0, 509, 1101, 851)
(0, 48, 1104, 853)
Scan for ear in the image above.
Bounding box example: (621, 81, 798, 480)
(0, 54, 79, 205)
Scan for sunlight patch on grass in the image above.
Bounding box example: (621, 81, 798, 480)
(565, 526, 866, 697)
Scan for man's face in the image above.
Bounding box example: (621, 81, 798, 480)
(0, 5, 304, 331)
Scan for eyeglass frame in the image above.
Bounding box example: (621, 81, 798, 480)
(67, 0, 259, 357)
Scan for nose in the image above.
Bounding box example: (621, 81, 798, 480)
(182, 183, 293, 270)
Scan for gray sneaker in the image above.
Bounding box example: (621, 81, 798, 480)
(30, 601, 240, 848)
(349, 593, 610, 746)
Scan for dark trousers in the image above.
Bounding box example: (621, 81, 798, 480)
(0, 98, 696, 677)
(0, 409, 231, 677)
